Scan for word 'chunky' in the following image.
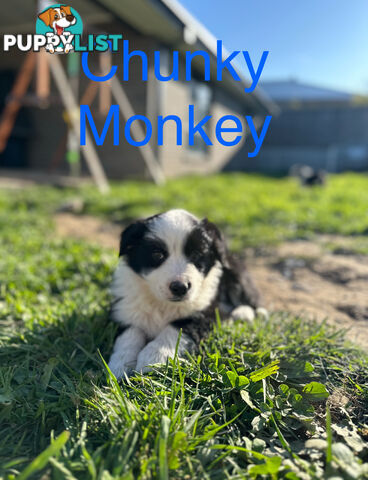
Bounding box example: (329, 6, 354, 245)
(81, 40, 268, 94)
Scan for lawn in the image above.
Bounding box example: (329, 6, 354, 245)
(1, 173, 368, 479)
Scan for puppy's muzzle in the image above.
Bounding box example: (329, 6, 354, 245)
(169, 280, 191, 300)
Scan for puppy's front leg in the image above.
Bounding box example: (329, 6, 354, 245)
(136, 326, 191, 373)
(108, 326, 146, 379)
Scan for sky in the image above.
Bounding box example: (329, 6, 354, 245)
(179, 0, 368, 95)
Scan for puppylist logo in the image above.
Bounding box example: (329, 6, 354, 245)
(36, 4, 82, 54)
(3, 4, 121, 54)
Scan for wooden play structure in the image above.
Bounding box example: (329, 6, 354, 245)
(0, 1, 165, 192)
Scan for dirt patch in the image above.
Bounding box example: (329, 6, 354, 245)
(55, 213, 121, 250)
(251, 241, 368, 349)
(55, 214, 368, 349)
(337, 304, 368, 322)
(311, 256, 368, 284)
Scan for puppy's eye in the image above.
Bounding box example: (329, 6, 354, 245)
(191, 251, 203, 261)
(55, 14, 59, 19)
(152, 251, 165, 262)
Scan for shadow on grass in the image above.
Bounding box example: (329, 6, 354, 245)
(0, 309, 117, 464)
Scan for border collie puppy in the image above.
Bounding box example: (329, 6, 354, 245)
(108, 209, 265, 378)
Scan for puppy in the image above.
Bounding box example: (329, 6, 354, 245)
(108, 209, 266, 378)
(38, 6, 76, 53)
(289, 164, 327, 187)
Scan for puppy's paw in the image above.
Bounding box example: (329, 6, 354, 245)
(256, 307, 269, 320)
(231, 305, 255, 323)
(108, 356, 136, 379)
(136, 344, 174, 373)
(108, 326, 147, 379)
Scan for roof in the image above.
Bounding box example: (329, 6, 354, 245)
(92, 0, 278, 114)
(261, 79, 353, 103)
(0, 0, 277, 115)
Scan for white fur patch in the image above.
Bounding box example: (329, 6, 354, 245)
(111, 259, 222, 338)
(108, 327, 146, 378)
(231, 305, 255, 323)
(256, 307, 269, 320)
(135, 325, 192, 373)
(230, 306, 269, 323)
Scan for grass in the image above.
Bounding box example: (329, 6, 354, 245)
(1, 173, 368, 479)
(3, 172, 368, 249)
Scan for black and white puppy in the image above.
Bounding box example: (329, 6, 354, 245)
(108, 209, 266, 378)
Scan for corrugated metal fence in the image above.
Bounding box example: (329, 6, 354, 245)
(225, 105, 368, 173)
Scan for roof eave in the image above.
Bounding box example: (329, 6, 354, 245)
(90, 0, 279, 115)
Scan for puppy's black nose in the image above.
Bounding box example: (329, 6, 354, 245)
(169, 281, 191, 297)
(66, 14, 75, 21)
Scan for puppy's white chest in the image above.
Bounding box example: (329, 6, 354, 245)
(123, 304, 169, 338)
(114, 294, 190, 338)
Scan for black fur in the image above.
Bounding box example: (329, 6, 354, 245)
(119, 221, 148, 257)
(183, 220, 218, 275)
(119, 220, 168, 274)
(172, 218, 260, 345)
(171, 259, 260, 347)
(200, 217, 260, 309)
(171, 310, 216, 345)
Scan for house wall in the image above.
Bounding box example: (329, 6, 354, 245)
(158, 59, 252, 177)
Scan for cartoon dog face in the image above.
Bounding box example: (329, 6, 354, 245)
(38, 5, 76, 36)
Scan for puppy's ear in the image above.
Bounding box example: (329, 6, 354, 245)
(38, 8, 52, 26)
(61, 6, 72, 16)
(119, 221, 147, 257)
(201, 218, 231, 268)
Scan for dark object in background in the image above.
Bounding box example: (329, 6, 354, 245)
(289, 164, 327, 187)
(55, 198, 85, 213)
(0, 71, 31, 168)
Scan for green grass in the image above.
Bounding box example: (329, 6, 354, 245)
(2, 172, 368, 248)
(1, 173, 368, 479)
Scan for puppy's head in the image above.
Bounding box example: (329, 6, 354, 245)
(119, 209, 226, 305)
(38, 6, 76, 32)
